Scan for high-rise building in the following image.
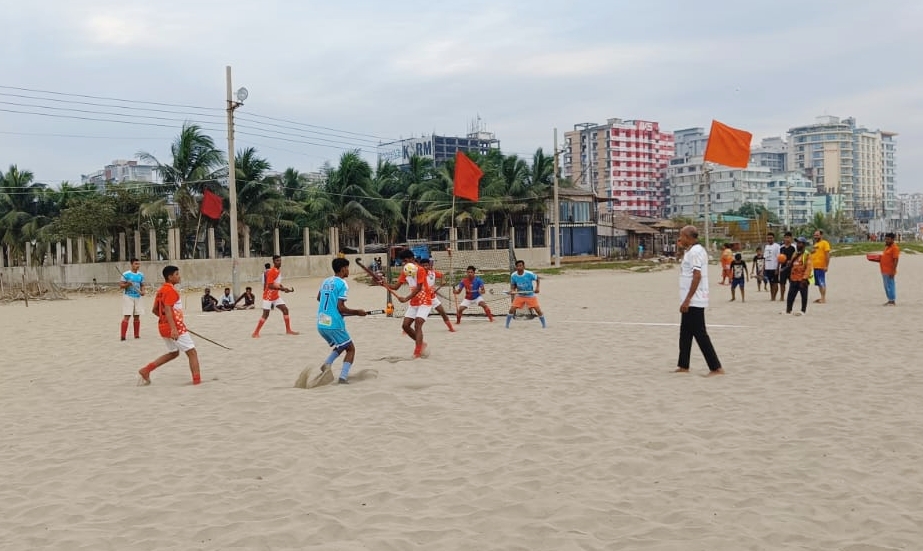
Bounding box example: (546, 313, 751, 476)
(562, 118, 674, 218)
(767, 172, 815, 227)
(787, 116, 897, 222)
(750, 137, 788, 174)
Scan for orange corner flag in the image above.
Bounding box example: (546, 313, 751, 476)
(704, 120, 752, 168)
(453, 151, 483, 202)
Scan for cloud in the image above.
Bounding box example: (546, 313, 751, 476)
(2, 0, 923, 193)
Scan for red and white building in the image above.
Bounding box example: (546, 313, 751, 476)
(563, 118, 675, 218)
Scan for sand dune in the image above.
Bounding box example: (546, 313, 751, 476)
(2, 254, 922, 549)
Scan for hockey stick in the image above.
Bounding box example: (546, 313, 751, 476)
(355, 258, 403, 301)
(187, 329, 233, 350)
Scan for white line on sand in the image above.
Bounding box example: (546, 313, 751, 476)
(561, 321, 751, 328)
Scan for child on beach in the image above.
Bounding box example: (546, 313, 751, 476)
(730, 253, 747, 302)
(751, 247, 765, 292)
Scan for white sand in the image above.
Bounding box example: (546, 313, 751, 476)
(2, 255, 922, 550)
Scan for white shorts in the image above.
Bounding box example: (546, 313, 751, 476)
(261, 298, 286, 310)
(404, 304, 432, 320)
(460, 297, 486, 308)
(162, 332, 195, 352)
(432, 297, 442, 309)
(122, 295, 143, 316)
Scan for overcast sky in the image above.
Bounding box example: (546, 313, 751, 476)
(3, 0, 921, 191)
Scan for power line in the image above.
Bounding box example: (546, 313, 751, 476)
(0, 107, 224, 131)
(0, 100, 219, 125)
(235, 114, 382, 144)
(0, 85, 220, 111)
(0, 91, 225, 120)
(243, 110, 396, 142)
(0, 130, 168, 141)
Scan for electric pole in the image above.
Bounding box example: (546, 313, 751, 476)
(553, 128, 561, 267)
(226, 66, 244, 297)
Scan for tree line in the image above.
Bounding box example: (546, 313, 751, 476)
(1, 123, 557, 265)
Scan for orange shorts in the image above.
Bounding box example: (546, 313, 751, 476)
(512, 295, 540, 309)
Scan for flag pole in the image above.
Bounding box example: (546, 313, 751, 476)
(192, 210, 203, 260)
(703, 164, 711, 253)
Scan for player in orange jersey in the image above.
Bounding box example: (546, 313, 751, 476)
(253, 255, 299, 338)
(137, 265, 201, 385)
(381, 248, 431, 358)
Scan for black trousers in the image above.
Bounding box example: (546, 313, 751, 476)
(786, 280, 809, 313)
(678, 307, 722, 371)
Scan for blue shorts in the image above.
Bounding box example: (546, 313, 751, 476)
(731, 277, 745, 289)
(813, 269, 826, 287)
(318, 327, 352, 351)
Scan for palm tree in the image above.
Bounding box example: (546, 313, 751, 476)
(400, 155, 436, 241)
(416, 159, 489, 238)
(232, 147, 303, 255)
(138, 123, 226, 258)
(0, 165, 49, 265)
(370, 159, 406, 243)
(274, 167, 311, 201)
(313, 151, 383, 250)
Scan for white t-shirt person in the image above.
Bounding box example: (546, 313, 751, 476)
(764, 242, 781, 271)
(679, 243, 710, 308)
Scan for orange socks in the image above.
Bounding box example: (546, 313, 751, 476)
(133, 320, 140, 338)
(283, 315, 293, 332)
(253, 318, 266, 336)
(120, 320, 129, 340)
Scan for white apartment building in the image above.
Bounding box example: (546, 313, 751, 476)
(897, 193, 923, 223)
(81, 159, 161, 190)
(563, 118, 674, 218)
(787, 116, 897, 222)
(767, 172, 815, 227)
(667, 127, 771, 217)
(750, 137, 788, 174)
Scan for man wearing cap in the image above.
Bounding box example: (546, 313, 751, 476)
(877, 232, 899, 306)
(785, 237, 813, 316)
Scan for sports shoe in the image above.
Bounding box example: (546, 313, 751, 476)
(337, 378, 349, 385)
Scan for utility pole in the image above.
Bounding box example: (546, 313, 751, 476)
(786, 184, 792, 230)
(553, 128, 561, 267)
(226, 66, 244, 297)
(703, 164, 711, 252)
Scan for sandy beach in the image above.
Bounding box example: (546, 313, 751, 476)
(2, 254, 922, 550)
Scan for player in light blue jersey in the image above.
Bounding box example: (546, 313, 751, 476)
(507, 260, 545, 328)
(313, 257, 368, 385)
(119, 258, 146, 340)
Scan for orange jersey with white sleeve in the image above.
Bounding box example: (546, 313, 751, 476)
(154, 283, 188, 337)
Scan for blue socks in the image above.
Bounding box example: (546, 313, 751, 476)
(324, 350, 341, 365)
(339, 362, 352, 381)
(539, 316, 546, 328)
(505, 314, 513, 328)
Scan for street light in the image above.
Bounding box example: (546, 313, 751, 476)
(226, 66, 246, 297)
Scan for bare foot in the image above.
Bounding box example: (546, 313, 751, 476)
(706, 368, 725, 377)
(286, 330, 300, 335)
(137, 368, 151, 386)
(813, 299, 825, 304)
(673, 368, 690, 373)
(251, 333, 260, 338)
(729, 298, 735, 302)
